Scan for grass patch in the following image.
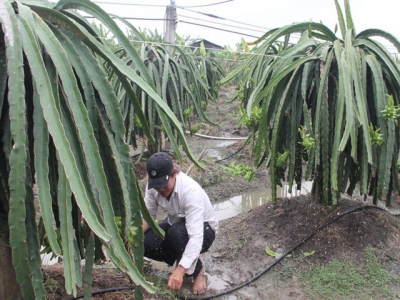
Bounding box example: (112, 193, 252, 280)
(287, 247, 399, 299)
(144, 275, 179, 300)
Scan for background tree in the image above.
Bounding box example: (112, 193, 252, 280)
(0, 0, 208, 299)
(223, 0, 400, 207)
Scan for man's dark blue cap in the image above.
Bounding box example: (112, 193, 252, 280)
(146, 152, 174, 189)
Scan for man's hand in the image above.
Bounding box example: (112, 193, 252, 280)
(167, 265, 186, 291)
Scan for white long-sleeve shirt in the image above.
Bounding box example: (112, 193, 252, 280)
(144, 171, 219, 274)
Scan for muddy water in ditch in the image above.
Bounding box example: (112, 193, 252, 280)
(213, 181, 312, 221)
(183, 136, 239, 161)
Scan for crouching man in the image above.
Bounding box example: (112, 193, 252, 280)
(142, 152, 219, 295)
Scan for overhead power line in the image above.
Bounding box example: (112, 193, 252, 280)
(179, 20, 260, 39)
(92, 1, 167, 7)
(92, 0, 234, 9)
(176, 0, 233, 8)
(178, 7, 271, 31)
(84, 15, 172, 21)
(92, 0, 234, 8)
(178, 14, 267, 34)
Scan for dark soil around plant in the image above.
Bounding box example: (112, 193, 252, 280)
(202, 196, 400, 298)
(42, 86, 400, 300)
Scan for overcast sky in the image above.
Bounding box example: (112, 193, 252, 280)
(93, 0, 400, 54)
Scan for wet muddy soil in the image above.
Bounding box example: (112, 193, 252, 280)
(43, 86, 400, 300)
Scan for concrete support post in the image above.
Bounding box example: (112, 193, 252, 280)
(165, 0, 177, 54)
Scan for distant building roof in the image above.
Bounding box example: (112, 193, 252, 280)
(190, 39, 223, 51)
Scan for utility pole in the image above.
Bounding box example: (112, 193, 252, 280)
(165, 0, 177, 54)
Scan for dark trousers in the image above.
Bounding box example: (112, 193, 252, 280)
(144, 219, 215, 278)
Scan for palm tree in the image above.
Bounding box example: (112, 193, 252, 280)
(0, 0, 205, 298)
(223, 0, 400, 207)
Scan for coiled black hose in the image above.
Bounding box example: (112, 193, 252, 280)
(63, 204, 390, 300)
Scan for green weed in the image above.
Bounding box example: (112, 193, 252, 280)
(145, 275, 179, 300)
(267, 221, 275, 229)
(298, 247, 399, 299)
(237, 234, 250, 250)
(229, 235, 251, 260)
(222, 162, 255, 181)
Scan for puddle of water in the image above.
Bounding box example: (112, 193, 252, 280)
(221, 296, 237, 300)
(205, 148, 223, 160)
(147, 260, 230, 291)
(185, 136, 238, 160)
(207, 273, 229, 290)
(215, 141, 237, 148)
(149, 260, 170, 272)
(214, 181, 312, 221)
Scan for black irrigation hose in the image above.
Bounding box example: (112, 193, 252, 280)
(63, 286, 135, 300)
(63, 205, 389, 300)
(215, 145, 245, 162)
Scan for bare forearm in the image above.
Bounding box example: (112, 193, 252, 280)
(142, 220, 149, 233)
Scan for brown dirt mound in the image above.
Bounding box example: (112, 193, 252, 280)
(206, 196, 400, 277)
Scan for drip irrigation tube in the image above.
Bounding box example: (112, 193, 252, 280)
(215, 145, 245, 162)
(63, 204, 389, 300)
(63, 286, 135, 300)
